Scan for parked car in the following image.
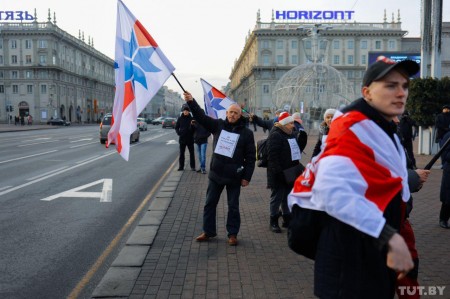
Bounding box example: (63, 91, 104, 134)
(162, 117, 176, 129)
(99, 114, 140, 144)
(47, 118, 71, 126)
(151, 116, 166, 125)
(137, 117, 148, 131)
(145, 118, 153, 124)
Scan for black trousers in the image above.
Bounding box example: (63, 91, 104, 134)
(179, 142, 195, 170)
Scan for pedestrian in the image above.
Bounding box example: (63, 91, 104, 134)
(20, 115, 25, 126)
(267, 112, 306, 233)
(192, 119, 210, 174)
(292, 112, 308, 153)
(398, 111, 418, 168)
(435, 104, 450, 145)
(251, 109, 284, 133)
(183, 91, 256, 246)
(175, 105, 196, 171)
(439, 131, 450, 229)
(288, 56, 420, 298)
(311, 108, 336, 158)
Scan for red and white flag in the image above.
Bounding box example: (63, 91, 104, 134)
(107, 0, 175, 160)
(288, 110, 410, 238)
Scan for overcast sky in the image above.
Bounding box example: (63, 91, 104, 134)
(3, 0, 446, 102)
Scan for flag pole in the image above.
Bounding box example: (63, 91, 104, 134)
(171, 73, 186, 93)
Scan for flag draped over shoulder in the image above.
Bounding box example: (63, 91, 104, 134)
(201, 78, 235, 120)
(288, 110, 410, 238)
(107, 0, 175, 160)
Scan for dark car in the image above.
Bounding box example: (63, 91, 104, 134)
(151, 116, 166, 125)
(47, 118, 71, 126)
(99, 114, 140, 144)
(162, 117, 176, 129)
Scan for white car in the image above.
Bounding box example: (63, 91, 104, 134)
(137, 118, 148, 131)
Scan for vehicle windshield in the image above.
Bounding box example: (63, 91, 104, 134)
(137, 118, 145, 122)
(102, 116, 112, 125)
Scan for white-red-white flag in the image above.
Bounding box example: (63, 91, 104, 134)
(107, 0, 175, 160)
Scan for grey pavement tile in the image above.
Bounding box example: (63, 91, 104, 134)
(139, 210, 166, 225)
(111, 245, 150, 267)
(126, 226, 158, 245)
(92, 267, 141, 298)
(148, 197, 172, 211)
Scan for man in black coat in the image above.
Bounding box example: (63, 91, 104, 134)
(175, 106, 195, 171)
(183, 91, 256, 246)
(435, 105, 450, 144)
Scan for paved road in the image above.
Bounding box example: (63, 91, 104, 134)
(88, 128, 449, 299)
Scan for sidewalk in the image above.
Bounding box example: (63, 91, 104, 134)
(92, 129, 449, 299)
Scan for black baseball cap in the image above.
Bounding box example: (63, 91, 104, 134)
(443, 104, 450, 109)
(182, 105, 190, 111)
(362, 56, 420, 87)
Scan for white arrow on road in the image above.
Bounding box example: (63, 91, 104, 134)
(166, 140, 178, 145)
(40, 179, 113, 202)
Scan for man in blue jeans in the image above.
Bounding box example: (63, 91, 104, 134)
(192, 120, 210, 174)
(184, 91, 256, 246)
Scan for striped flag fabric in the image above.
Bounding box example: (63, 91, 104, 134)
(107, 0, 175, 160)
(201, 78, 236, 120)
(288, 110, 410, 238)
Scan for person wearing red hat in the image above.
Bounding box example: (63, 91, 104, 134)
(267, 111, 305, 232)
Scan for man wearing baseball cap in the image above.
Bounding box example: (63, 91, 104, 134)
(289, 56, 420, 298)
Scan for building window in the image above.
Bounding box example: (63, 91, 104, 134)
(13, 85, 19, 94)
(304, 40, 311, 49)
(262, 54, 270, 66)
(375, 41, 381, 49)
(0, 71, 3, 78)
(26, 55, 32, 64)
(263, 84, 270, 94)
(39, 55, 47, 64)
(291, 40, 298, 49)
(361, 55, 367, 64)
(333, 55, 340, 64)
(388, 40, 396, 49)
(25, 40, 32, 49)
(360, 40, 368, 49)
(347, 40, 354, 49)
(11, 55, 18, 64)
(348, 71, 354, 79)
(0, 85, 4, 93)
(38, 40, 48, 48)
(26, 71, 32, 78)
(0, 55, 3, 64)
(27, 85, 33, 94)
(319, 40, 327, 49)
(262, 40, 269, 49)
(291, 55, 298, 65)
(11, 40, 17, 49)
(277, 40, 283, 49)
(333, 40, 340, 49)
(277, 55, 284, 65)
(0, 40, 2, 49)
(41, 84, 47, 94)
(347, 55, 354, 65)
(11, 71, 18, 79)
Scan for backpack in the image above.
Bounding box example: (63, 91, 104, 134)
(256, 138, 268, 167)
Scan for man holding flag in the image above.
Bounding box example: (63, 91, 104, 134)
(183, 91, 256, 246)
(107, 0, 175, 161)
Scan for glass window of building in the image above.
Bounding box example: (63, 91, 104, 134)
(0, 71, 3, 78)
(277, 40, 284, 49)
(277, 55, 284, 65)
(27, 85, 33, 94)
(12, 85, 19, 94)
(333, 55, 340, 64)
(388, 40, 396, 49)
(0, 85, 4, 93)
(262, 54, 270, 66)
(11, 71, 18, 79)
(305, 40, 311, 49)
(347, 40, 354, 49)
(291, 40, 298, 49)
(40, 84, 47, 94)
(262, 40, 269, 49)
(375, 41, 381, 49)
(0, 55, 3, 64)
(0, 40, 2, 49)
(361, 54, 367, 64)
(360, 40, 368, 49)
(25, 40, 32, 49)
(333, 40, 340, 49)
(38, 40, 48, 48)
(348, 55, 354, 65)
(319, 40, 327, 49)
(291, 55, 298, 65)
(39, 55, 47, 64)
(263, 84, 270, 94)
(26, 55, 32, 64)
(348, 70, 354, 78)
(305, 85, 312, 93)
(11, 55, 18, 64)
(11, 40, 17, 49)
(26, 71, 32, 78)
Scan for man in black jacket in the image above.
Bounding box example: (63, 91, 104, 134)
(183, 91, 256, 246)
(175, 106, 195, 171)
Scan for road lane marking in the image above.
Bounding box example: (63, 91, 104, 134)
(40, 179, 113, 202)
(26, 166, 69, 181)
(17, 140, 60, 147)
(70, 141, 98, 148)
(76, 155, 101, 164)
(70, 138, 93, 143)
(67, 158, 177, 299)
(0, 150, 58, 165)
(0, 186, 13, 191)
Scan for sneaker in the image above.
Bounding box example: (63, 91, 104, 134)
(228, 235, 238, 246)
(439, 220, 450, 229)
(195, 232, 216, 242)
(201, 169, 207, 174)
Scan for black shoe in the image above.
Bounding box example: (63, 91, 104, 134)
(281, 214, 291, 228)
(177, 168, 184, 171)
(270, 216, 281, 233)
(196, 169, 201, 173)
(439, 220, 450, 229)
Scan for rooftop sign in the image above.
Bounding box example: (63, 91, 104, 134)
(275, 10, 355, 21)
